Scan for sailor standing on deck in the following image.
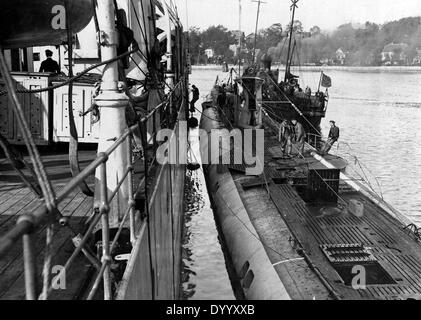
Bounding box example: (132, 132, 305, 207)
(279, 120, 293, 156)
(291, 119, 306, 155)
(321, 120, 340, 155)
(39, 50, 60, 74)
(190, 85, 200, 112)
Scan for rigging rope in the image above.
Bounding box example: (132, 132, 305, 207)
(0, 49, 138, 97)
(66, 11, 94, 197)
(0, 50, 60, 301)
(0, 133, 42, 196)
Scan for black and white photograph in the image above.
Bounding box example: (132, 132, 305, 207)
(0, 0, 421, 310)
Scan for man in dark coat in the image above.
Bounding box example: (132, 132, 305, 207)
(321, 120, 340, 155)
(291, 119, 306, 155)
(39, 50, 60, 74)
(279, 120, 293, 156)
(190, 85, 199, 112)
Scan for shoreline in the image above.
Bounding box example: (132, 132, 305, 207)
(192, 64, 421, 73)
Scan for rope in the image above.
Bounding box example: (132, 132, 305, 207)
(0, 49, 138, 97)
(66, 11, 94, 197)
(0, 52, 57, 209)
(241, 73, 384, 207)
(0, 133, 42, 196)
(129, 0, 150, 60)
(261, 74, 387, 203)
(266, 74, 324, 137)
(187, 133, 308, 269)
(0, 49, 61, 301)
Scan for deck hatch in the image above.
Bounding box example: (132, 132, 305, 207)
(320, 244, 377, 264)
(320, 244, 396, 286)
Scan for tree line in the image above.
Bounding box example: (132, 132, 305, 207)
(186, 16, 421, 66)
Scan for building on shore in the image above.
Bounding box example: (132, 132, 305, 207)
(381, 43, 409, 65)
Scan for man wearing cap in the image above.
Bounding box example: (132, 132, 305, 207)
(39, 50, 60, 74)
(321, 120, 340, 155)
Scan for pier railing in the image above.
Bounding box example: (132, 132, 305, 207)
(0, 78, 187, 300)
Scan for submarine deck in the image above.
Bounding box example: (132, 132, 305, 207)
(228, 118, 421, 300)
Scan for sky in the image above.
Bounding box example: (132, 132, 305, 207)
(173, 0, 421, 34)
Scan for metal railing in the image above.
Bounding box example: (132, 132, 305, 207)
(0, 78, 187, 300)
(307, 133, 324, 149)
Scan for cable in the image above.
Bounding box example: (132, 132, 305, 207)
(187, 133, 308, 269)
(0, 49, 138, 97)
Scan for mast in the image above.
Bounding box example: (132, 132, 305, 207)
(288, 38, 296, 70)
(285, 0, 298, 81)
(238, 0, 242, 75)
(94, 0, 130, 299)
(164, 2, 174, 90)
(252, 0, 266, 64)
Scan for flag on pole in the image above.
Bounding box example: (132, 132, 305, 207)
(321, 72, 332, 88)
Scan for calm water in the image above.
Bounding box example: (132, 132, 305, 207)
(181, 67, 421, 299)
(309, 69, 421, 226)
(181, 69, 236, 300)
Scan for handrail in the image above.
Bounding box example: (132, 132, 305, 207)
(0, 78, 184, 258)
(0, 76, 187, 300)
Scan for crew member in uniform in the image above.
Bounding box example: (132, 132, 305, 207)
(39, 50, 60, 74)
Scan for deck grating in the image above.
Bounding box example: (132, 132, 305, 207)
(257, 130, 421, 300)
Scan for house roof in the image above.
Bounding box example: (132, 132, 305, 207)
(382, 43, 408, 53)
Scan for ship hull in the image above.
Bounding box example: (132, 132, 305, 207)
(116, 106, 187, 300)
(200, 106, 291, 300)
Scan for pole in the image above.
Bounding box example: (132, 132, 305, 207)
(252, 0, 265, 64)
(238, 0, 242, 75)
(317, 71, 323, 92)
(285, 0, 298, 82)
(94, 0, 130, 229)
(164, 3, 174, 91)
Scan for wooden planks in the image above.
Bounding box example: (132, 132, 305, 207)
(0, 149, 96, 299)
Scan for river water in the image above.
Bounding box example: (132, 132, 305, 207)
(181, 66, 421, 300)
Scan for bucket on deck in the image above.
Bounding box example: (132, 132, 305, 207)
(348, 199, 364, 217)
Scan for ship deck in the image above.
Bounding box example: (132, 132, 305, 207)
(229, 119, 421, 300)
(0, 148, 96, 299)
(0, 146, 147, 300)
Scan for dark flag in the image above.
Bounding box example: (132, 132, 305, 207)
(321, 72, 332, 88)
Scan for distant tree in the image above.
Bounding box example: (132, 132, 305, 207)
(310, 26, 321, 36)
(201, 25, 236, 57)
(186, 16, 421, 66)
(187, 27, 203, 64)
(262, 23, 283, 49)
(286, 20, 303, 34)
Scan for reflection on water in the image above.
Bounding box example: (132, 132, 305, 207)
(181, 168, 236, 300)
(180, 76, 235, 299)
